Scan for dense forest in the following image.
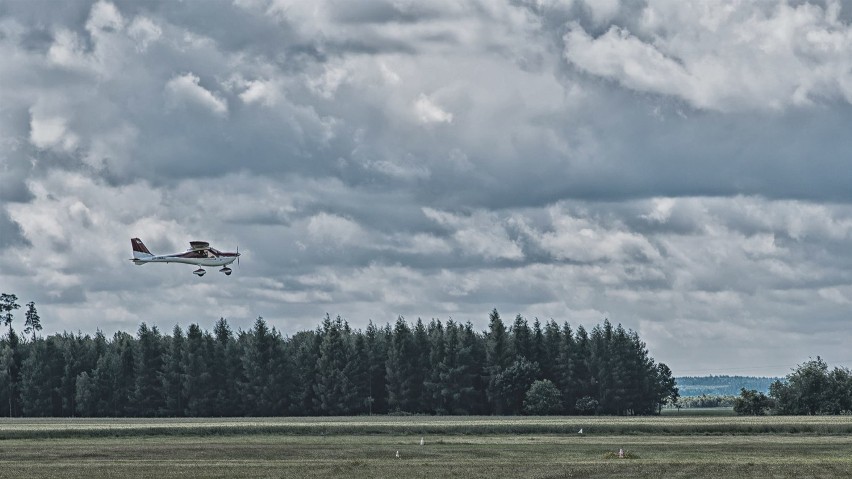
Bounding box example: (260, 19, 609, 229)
(0, 293, 677, 417)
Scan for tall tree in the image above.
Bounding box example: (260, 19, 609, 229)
(541, 320, 561, 384)
(184, 324, 212, 416)
(242, 317, 283, 415)
(23, 302, 41, 341)
(1, 293, 20, 336)
(133, 323, 164, 416)
(211, 318, 238, 416)
(424, 319, 446, 413)
(511, 314, 532, 361)
(386, 317, 415, 412)
(162, 325, 185, 416)
(313, 315, 357, 415)
(290, 329, 321, 416)
(411, 318, 430, 413)
(486, 309, 511, 414)
(358, 321, 385, 414)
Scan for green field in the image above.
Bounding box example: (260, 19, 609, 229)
(1, 416, 851, 478)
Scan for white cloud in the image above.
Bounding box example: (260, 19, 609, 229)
(47, 29, 90, 70)
(29, 112, 79, 152)
(423, 208, 523, 260)
(128, 16, 162, 52)
(165, 73, 228, 116)
(86, 1, 125, 33)
(413, 93, 453, 124)
(239, 79, 281, 106)
(306, 212, 366, 248)
(308, 64, 349, 99)
(565, 1, 852, 111)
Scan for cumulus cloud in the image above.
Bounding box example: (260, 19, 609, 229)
(564, 1, 852, 111)
(413, 94, 453, 124)
(29, 113, 78, 152)
(165, 73, 228, 116)
(127, 16, 162, 52)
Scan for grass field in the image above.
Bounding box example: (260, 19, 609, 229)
(1, 416, 851, 478)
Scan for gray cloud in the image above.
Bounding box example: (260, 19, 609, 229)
(2, 1, 852, 375)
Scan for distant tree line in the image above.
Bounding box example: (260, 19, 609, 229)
(673, 394, 737, 409)
(0, 293, 677, 417)
(675, 376, 778, 396)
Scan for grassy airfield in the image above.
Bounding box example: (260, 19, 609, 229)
(1, 416, 851, 478)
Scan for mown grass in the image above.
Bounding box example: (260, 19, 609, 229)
(2, 415, 852, 439)
(1, 432, 851, 478)
(2, 417, 852, 478)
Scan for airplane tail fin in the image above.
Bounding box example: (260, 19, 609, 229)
(131, 238, 154, 261)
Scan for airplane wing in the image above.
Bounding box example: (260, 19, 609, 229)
(189, 241, 210, 251)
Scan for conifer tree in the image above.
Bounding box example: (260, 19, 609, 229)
(23, 302, 41, 341)
(133, 323, 164, 416)
(184, 324, 212, 416)
(314, 315, 357, 415)
(386, 317, 415, 412)
(162, 325, 185, 416)
(364, 321, 388, 414)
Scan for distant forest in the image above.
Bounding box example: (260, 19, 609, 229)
(676, 376, 779, 396)
(0, 293, 678, 417)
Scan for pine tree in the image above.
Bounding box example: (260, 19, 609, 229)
(511, 314, 532, 361)
(364, 321, 388, 414)
(211, 318, 237, 416)
(411, 318, 430, 413)
(3, 327, 22, 416)
(459, 321, 487, 414)
(0, 293, 19, 335)
(241, 317, 283, 416)
(486, 309, 511, 413)
(184, 324, 212, 416)
(162, 325, 185, 416)
(313, 315, 357, 415)
(23, 302, 41, 341)
(112, 331, 136, 416)
(348, 332, 371, 414)
(133, 323, 164, 416)
(541, 320, 561, 384)
(572, 325, 592, 413)
(291, 329, 321, 415)
(530, 318, 544, 370)
(386, 317, 415, 412)
(424, 319, 446, 413)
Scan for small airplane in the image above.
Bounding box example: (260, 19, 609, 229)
(130, 238, 240, 277)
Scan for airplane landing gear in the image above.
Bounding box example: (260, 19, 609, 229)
(220, 266, 232, 276)
(193, 268, 206, 277)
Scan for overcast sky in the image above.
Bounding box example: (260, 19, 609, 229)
(3, 0, 852, 376)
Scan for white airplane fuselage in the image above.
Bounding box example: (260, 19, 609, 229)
(132, 255, 236, 267)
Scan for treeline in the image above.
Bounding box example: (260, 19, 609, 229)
(0, 296, 677, 417)
(675, 376, 777, 396)
(674, 395, 736, 409)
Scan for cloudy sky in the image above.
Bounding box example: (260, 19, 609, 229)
(3, 0, 852, 376)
